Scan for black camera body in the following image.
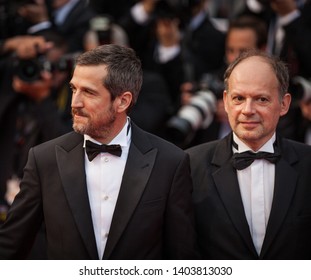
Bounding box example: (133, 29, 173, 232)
(13, 55, 51, 82)
(13, 53, 78, 82)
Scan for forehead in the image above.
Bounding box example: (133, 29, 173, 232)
(232, 56, 274, 77)
(72, 64, 106, 78)
(229, 56, 279, 90)
(227, 28, 257, 46)
(70, 65, 107, 88)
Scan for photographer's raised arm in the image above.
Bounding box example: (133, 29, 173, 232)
(0, 35, 53, 59)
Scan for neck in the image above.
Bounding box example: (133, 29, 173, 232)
(233, 133, 276, 152)
(95, 116, 128, 144)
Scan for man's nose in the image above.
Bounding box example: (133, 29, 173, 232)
(71, 91, 83, 107)
(242, 99, 255, 114)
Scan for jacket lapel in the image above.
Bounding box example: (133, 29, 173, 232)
(103, 123, 157, 259)
(56, 132, 98, 260)
(212, 134, 258, 256)
(260, 139, 298, 258)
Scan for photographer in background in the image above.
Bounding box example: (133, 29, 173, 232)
(241, 0, 311, 77)
(82, 12, 173, 138)
(0, 0, 96, 53)
(83, 14, 129, 51)
(166, 15, 268, 148)
(0, 32, 73, 233)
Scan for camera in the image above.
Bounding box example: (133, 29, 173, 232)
(89, 15, 113, 45)
(13, 54, 51, 82)
(13, 53, 79, 82)
(199, 73, 225, 99)
(165, 88, 217, 147)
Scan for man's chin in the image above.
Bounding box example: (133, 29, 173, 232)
(72, 123, 87, 135)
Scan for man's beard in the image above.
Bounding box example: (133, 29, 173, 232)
(72, 106, 116, 140)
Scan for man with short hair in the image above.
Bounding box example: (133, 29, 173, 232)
(187, 49, 311, 259)
(0, 44, 198, 260)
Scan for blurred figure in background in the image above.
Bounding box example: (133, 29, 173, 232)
(0, 31, 73, 226)
(181, 0, 226, 82)
(138, 1, 185, 132)
(87, 0, 135, 23)
(82, 9, 172, 137)
(83, 14, 129, 51)
(1, 0, 96, 53)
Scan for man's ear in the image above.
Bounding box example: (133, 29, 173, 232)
(116, 91, 132, 113)
(223, 90, 229, 114)
(280, 93, 291, 117)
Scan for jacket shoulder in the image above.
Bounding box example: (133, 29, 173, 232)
(131, 122, 186, 157)
(33, 131, 83, 153)
(186, 139, 220, 158)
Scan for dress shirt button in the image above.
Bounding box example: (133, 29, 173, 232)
(104, 157, 109, 162)
(103, 195, 109, 201)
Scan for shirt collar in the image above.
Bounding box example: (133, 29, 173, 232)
(233, 133, 275, 153)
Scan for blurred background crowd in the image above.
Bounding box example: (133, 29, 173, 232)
(0, 0, 311, 243)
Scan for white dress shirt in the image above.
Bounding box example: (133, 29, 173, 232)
(233, 133, 276, 254)
(84, 119, 131, 259)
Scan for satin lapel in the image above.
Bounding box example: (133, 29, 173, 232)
(56, 138, 98, 260)
(103, 125, 157, 259)
(212, 135, 257, 256)
(260, 147, 298, 257)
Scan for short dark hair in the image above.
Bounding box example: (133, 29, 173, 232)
(76, 44, 143, 111)
(224, 49, 289, 99)
(228, 15, 268, 49)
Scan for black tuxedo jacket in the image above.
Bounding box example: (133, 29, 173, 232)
(182, 15, 226, 81)
(0, 123, 198, 259)
(186, 133, 311, 259)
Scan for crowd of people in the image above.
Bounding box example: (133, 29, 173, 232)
(0, 0, 310, 259)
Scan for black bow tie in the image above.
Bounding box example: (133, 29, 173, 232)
(232, 150, 281, 170)
(85, 140, 122, 161)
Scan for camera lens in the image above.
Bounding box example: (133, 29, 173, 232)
(165, 90, 217, 147)
(14, 59, 41, 82)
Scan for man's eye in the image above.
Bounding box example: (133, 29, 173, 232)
(233, 96, 243, 101)
(259, 97, 268, 102)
